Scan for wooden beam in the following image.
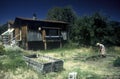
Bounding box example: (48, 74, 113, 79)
(44, 41, 47, 50)
(42, 30, 47, 50)
(59, 29, 62, 48)
(42, 27, 62, 29)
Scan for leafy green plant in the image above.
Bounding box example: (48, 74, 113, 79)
(113, 56, 120, 67)
(0, 44, 5, 55)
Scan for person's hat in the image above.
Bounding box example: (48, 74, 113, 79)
(96, 43, 100, 46)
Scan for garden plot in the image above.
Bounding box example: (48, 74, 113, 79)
(32, 55, 56, 63)
(23, 54, 63, 73)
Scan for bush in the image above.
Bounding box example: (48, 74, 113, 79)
(113, 57, 120, 67)
(0, 44, 5, 55)
(5, 45, 23, 53)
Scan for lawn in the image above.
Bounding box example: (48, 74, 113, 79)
(0, 46, 120, 79)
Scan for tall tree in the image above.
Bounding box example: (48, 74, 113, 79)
(109, 21, 120, 45)
(73, 12, 112, 46)
(46, 6, 77, 40)
(73, 15, 95, 45)
(46, 6, 77, 23)
(91, 12, 117, 45)
(0, 23, 8, 35)
(46, 7, 63, 21)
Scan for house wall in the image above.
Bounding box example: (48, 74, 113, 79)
(28, 41, 44, 50)
(21, 25, 27, 40)
(27, 41, 64, 50)
(21, 25, 28, 49)
(13, 18, 68, 50)
(14, 26, 67, 50)
(15, 27, 20, 40)
(27, 28, 67, 50)
(14, 26, 28, 49)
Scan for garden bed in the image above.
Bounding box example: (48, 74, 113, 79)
(23, 54, 64, 73)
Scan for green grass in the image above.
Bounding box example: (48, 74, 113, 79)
(0, 46, 27, 72)
(0, 45, 120, 79)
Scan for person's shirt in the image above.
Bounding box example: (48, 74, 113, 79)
(99, 44, 105, 50)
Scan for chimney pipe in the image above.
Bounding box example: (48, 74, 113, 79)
(33, 13, 37, 20)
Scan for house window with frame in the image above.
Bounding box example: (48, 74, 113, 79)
(27, 30, 42, 41)
(46, 29, 59, 36)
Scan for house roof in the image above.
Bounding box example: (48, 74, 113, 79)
(13, 17, 68, 30)
(15, 17, 68, 24)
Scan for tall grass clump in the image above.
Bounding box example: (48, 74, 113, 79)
(61, 68, 101, 79)
(1, 45, 26, 71)
(63, 40, 79, 49)
(73, 68, 101, 79)
(113, 56, 120, 67)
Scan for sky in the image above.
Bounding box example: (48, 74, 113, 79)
(0, 0, 120, 25)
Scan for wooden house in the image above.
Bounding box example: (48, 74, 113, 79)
(2, 17, 68, 50)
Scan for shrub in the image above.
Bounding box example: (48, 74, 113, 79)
(5, 45, 23, 53)
(113, 56, 120, 67)
(0, 44, 5, 55)
(3, 57, 26, 71)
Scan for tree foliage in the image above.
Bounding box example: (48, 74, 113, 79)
(72, 12, 119, 46)
(109, 21, 120, 45)
(46, 7, 120, 46)
(46, 7, 77, 40)
(0, 23, 8, 35)
(46, 6, 77, 23)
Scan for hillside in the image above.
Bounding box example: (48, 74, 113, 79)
(0, 46, 120, 79)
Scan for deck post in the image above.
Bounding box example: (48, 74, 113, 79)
(42, 29, 47, 50)
(59, 29, 62, 48)
(44, 41, 47, 50)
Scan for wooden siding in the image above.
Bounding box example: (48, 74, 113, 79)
(27, 41, 64, 50)
(21, 25, 28, 49)
(15, 28, 20, 40)
(21, 26, 27, 40)
(28, 41, 44, 50)
(13, 17, 68, 50)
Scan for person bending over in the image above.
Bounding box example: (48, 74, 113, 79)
(96, 43, 106, 57)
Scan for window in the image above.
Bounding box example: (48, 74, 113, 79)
(27, 30, 42, 41)
(61, 32, 67, 40)
(46, 29, 59, 36)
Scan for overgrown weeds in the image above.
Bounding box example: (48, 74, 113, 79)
(0, 46, 27, 72)
(0, 45, 120, 79)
